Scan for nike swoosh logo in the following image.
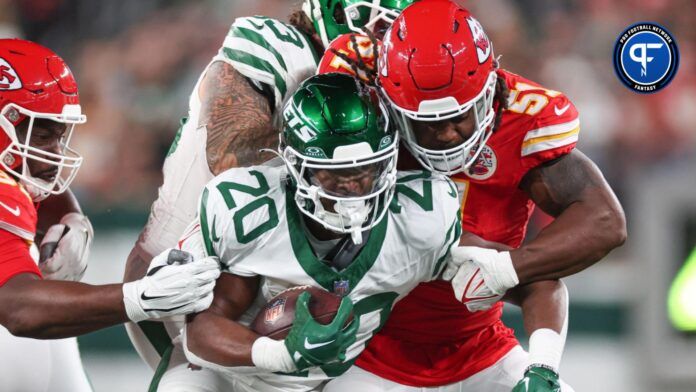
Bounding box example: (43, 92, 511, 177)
(554, 103, 570, 116)
(141, 292, 168, 301)
(463, 269, 499, 301)
(0, 201, 20, 216)
(304, 338, 335, 350)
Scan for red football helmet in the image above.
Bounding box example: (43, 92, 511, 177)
(317, 33, 381, 83)
(378, 0, 497, 174)
(0, 39, 85, 201)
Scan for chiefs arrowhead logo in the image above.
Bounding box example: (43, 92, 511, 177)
(467, 145, 497, 180)
(466, 17, 492, 64)
(0, 58, 22, 91)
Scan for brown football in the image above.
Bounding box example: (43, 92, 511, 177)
(250, 285, 350, 340)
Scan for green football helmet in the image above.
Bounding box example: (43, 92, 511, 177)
(281, 73, 398, 244)
(303, 0, 416, 47)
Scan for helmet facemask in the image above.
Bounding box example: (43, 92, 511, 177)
(0, 103, 85, 201)
(283, 138, 397, 244)
(304, 0, 413, 47)
(387, 70, 497, 175)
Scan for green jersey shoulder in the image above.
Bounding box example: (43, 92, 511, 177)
(198, 166, 460, 280)
(198, 164, 285, 275)
(213, 16, 320, 113)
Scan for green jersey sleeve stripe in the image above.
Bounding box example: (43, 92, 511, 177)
(199, 187, 217, 257)
(230, 26, 288, 72)
(223, 47, 287, 98)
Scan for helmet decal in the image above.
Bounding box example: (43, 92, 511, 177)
(466, 16, 491, 64)
(0, 59, 22, 91)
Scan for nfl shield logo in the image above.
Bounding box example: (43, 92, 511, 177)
(264, 298, 286, 324)
(333, 280, 350, 297)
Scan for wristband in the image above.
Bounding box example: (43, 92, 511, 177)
(251, 336, 297, 373)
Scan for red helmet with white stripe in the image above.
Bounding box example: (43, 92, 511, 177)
(379, 0, 497, 174)
(0, 39, 85, 201)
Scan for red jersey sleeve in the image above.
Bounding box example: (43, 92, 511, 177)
(518, 89, 580, 169)
(0, 229, 41, 286)
(0, 171, 37, 242)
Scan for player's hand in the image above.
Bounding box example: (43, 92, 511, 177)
(442, 246, 519, 311)
(122, 248, 221, 322)
(39, 213, 94, 282)
(284, 292, 359, 371)
(512, 366, 561, 392)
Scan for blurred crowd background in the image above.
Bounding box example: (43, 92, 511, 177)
(0, 0, 693, 219)
(2, 0, 695, 391)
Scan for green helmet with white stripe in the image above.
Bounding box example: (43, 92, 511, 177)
(281, 73, 398, 244)
(303, 0, 416, 47)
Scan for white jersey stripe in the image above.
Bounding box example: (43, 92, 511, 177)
(522, 118, 580, 142)
(521, 132, 579, 157)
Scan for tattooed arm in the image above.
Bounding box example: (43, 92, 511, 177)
(199, 61, 276, 175)
(511, 149, 627, 284)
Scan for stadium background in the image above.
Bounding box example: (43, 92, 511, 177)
(2, 0, 695, 391)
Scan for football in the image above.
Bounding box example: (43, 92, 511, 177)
(250, 285, 349, 340)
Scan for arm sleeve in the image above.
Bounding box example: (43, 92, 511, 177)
(519, 92, 580, 170)
(0, 229, 41, 287)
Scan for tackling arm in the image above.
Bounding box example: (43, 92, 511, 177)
(0, 248, 219, 339)
(0, 273, 127, 338)
(458, 232, 569, 375)
(513, 149, 626, 284)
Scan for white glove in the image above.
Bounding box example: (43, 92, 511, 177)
(39, 213, 94, 282)
(122, 248, 221, 322)
(442, 246, 519, 311)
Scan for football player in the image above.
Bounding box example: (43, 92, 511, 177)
(0, 39, 220, 391)
(153, 73, 462, 392)
(122, 0, 416, 372)
(324, 0, 626, 391)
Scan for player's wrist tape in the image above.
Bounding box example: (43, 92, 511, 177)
(528, 328, 565, 373)
(251, 336, 297, 373)
(486, 251, 519, 294)
(525, 363, 558, 375)
(122, 281, 148, 322)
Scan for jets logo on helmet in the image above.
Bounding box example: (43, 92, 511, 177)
(280, 73, 398, 244)
(466, 16, 491, 64)
(0, 59, 22, 90)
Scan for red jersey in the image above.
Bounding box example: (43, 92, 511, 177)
(0, 170, 40, 286)
(356, 70, 580, 386)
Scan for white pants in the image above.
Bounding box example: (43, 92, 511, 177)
(0, 325, 92, 392)
(324, 346, 574, 392)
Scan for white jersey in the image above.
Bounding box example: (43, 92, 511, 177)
(188, 165, 461, 390)
(137, 16, 319, 258)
